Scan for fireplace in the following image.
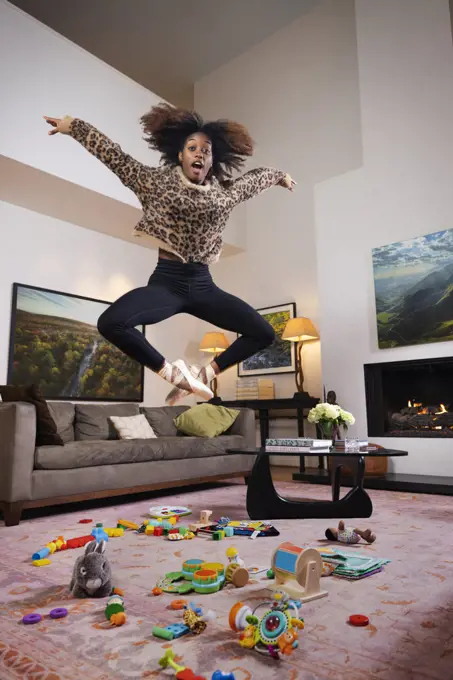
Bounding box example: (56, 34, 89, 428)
(364, 356, 453, 438)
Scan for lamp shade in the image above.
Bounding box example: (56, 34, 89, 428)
(282, 317, 319, 342)
(199, 332, 230, 353)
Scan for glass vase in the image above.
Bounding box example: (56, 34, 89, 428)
(319, 421, 341, 444)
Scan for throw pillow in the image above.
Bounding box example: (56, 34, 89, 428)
(109, 414, 157, 440)
(174, 403, 240, 438)
(75, 403, 140, 441)
(0, 384, 64, 447)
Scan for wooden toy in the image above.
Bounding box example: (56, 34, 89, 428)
(225, 563, 249, 588)
(189, 509, 213, 532)
(268, 542, 328, 602)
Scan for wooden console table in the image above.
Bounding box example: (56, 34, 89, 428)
(217, 394, 320, 471)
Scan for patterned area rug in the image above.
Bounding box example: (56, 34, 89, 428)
(0, 480, 453, 680)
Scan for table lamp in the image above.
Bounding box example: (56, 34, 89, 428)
(282, 317, 319, 398)
(199, 332, 230, 400)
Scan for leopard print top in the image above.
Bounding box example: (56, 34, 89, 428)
(70, 119, 287, 264)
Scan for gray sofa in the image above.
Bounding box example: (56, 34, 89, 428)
(0, 401, 256, 526)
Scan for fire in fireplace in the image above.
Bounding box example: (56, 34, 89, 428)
(364, 356, 453, 438)
(389, 400, 452, 436)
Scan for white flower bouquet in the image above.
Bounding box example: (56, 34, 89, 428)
(307, 402, 355, 439)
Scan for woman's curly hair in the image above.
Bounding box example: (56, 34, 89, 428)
(140, 102, 254, 182)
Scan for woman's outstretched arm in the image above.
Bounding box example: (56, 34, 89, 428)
(225, 167, 296, 205)
(44, 115, 157, 195)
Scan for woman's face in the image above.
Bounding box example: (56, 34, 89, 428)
(179, 132, 213, 183)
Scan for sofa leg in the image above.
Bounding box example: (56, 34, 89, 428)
(2, 501, 24, 526)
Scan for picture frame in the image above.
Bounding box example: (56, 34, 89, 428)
(7, 282, 144, 402)
(237, 302, 296, 377)
(372, 227, 453, 348)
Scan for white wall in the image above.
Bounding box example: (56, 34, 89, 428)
(316, 0, 453, 475)
(0, 0, 244, 252)
(195, 0, 362, 445)
(0, 1, 159, 207)
(0, 201, 201, 406)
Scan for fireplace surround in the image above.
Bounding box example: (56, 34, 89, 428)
(364, 356, 453, 438)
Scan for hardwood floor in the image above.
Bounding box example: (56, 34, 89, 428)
(271, 465, 298, 481)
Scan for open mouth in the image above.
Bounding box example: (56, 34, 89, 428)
(191, 161, 203, 170)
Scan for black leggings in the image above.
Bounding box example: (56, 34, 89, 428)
(97, 258, 275, 372)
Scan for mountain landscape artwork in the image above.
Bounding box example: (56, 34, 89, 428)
(8, 283, 143, 401)
(373, 228, 453, 349)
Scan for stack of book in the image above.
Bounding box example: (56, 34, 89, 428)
(236, 378, 275, 400)
(318, 548, 390, 580)
(265, 437, 332, 453)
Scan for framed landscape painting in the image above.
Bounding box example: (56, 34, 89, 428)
(7, 283, 144, 401)
(373, 228, 453, 349)
(238, 302, 296, 377)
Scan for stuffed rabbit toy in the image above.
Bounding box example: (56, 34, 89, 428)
(69, 539, 113, 598)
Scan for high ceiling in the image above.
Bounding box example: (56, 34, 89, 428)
(9, 0, 316, 107)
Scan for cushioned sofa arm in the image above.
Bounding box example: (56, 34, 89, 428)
(228, 407, 256, 449)
(0, 402, 36, 502)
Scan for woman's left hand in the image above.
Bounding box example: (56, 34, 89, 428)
(281, 173, 297, 191)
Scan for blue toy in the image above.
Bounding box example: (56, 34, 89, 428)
(91, 523, 108, 542)
(212, 673, 236, 680)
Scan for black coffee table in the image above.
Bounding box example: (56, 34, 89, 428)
(227, 447, 408, 520)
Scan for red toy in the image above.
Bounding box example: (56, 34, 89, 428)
(349, 614, 369, 627)
(159, 649, 206, 679)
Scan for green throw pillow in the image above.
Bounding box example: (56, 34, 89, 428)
(174, 403, 240, 437)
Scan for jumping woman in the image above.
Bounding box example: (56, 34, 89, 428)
(44, 104, 295, 404)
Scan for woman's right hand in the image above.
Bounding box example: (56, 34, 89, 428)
(44, 115, 73, 135)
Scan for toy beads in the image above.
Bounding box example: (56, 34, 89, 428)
(22, 608, 68, 625)
(23, 613, 42, 625)
(49, 608, 68, 619)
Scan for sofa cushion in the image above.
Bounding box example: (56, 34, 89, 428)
(0, 384, 64, 446)
(140, 405, 190, 437)
(110, 414, 157, 440)
(174, 404, 240, 438)
(48, 402, 75, 443)
(75, 403, 140, 441)
(34, 434, 245, 469)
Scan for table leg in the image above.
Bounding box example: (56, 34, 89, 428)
(296, 407, 306, 472)
(247, 451, 373, 520)
(331, 462, 342, 502)
(258, 409, 269, 447)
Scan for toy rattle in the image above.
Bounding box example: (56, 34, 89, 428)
(325, 520, 376, 545)
(229, 591, 304, 659)
(158, 648, 235, 679)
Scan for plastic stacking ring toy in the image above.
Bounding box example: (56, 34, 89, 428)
(349, 614, 369, 627)
(170, 599, 188, 610)
(49, 608, 68, 619)
(23, 613, 42, 625)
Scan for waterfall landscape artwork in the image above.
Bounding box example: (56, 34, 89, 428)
(7, 283, 143, 401)
(373, 228, 453, 349)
